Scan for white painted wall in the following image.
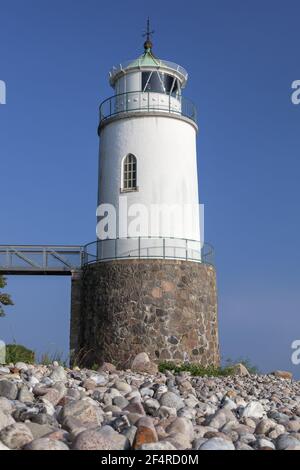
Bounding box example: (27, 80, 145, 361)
(98, 114, 201, 257)
(115, 71, 140, 93)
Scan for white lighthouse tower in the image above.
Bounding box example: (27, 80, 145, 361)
(72, 24, 219, 368)
(96, 23, 202, 261)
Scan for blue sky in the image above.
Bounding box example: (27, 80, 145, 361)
(0, 0, 300, 374)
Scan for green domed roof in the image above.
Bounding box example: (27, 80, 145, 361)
(126, 49, 164, 69)
(109, 49, 188, 88)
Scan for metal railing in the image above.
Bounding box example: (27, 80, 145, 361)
(0, 239, 214, 275)
(83, 238, 214, 266)
(99, 91, 197, 125)
(0, 245, 84, 275)
(109, 60, 188, 82)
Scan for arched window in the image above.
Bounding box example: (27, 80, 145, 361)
(122, 154, 137, 191)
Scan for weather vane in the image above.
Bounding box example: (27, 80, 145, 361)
(143, 17, 154, 49)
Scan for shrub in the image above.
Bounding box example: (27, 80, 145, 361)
(6, 344, 35, 364)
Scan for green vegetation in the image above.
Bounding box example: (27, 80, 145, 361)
(6, 343, 35, 364)
(0, 275, 13, 317)
(158, 361, 234, 377)
(159, 357, 259, 377)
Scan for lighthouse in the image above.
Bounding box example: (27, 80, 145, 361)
(70, 25, 220, 368)
(96, 27, 201, 259)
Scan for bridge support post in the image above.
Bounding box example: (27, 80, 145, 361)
(70, 270, 82, 366)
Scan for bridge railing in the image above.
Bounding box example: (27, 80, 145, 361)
(0, 245, 84, 275)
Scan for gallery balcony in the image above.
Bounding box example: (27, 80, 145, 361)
(98, 91, 197, 131)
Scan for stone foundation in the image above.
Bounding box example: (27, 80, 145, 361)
(70, 259, 219, 368)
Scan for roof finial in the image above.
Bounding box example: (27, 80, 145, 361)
(142, 17, 154, 52)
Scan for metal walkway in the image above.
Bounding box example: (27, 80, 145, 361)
(0, 245, 84, 275)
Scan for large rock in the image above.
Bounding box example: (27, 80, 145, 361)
(166, 417, 194, 442)
(40, 388, 62, 406)
(241, 401, 265, 419)
(0, 441, 10, 450)
(232, 363, 250, 376)
(88, 374, 108, 386)
(133, 417, 158, 449)
(0, 397, 13, 414)
(114, 380, 132, 394)
(165, 432, 192, 450)
(124, 401, 145, 415)
(206, 408, 237, 430)
(235, 441, 254, 450)
(121, 425, 136, 446)
(24, 438, 69, 450)
(112, 396, 129, 409)
(15, 362, 28, 371)
(159, 391, 184, 411)
(0, 423, 33, 449)
(144, 398, 160, 415)
(59, 399, 103, 427)
(199, 437, 235, 450)
(256, 438, 275, 450)
(98, 362, 116, 373)
(286, 419, 300, 433)
(275, 433, 300, 450)
(0, 380, 18, 400)
(18, 385, 34, 403)
(72, 426, 129, 450)
(131, 353, 158, 374)
(138, 441, 176, 450)
(61, 416, 87, 436)
(0, 409, 15, 431)
(272, 370, 293, 380)
(25, 422, 57, 439)
(49, 366, 67, 382)
(255, 418, 275, 435)
(268, 424, 286, 440)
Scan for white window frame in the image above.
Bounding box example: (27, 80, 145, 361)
(121, 154, 138, 192)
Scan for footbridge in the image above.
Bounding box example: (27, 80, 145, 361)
(0, 245, 84, 275)
(0, 239, 213, 275)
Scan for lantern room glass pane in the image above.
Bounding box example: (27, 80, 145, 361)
(142, 72, 180, 96)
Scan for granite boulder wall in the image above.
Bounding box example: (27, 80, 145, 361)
(70, 259, 219, 369)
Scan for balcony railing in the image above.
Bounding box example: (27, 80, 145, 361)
(99, 91, 197, 126)
(83, 237, 214, 266)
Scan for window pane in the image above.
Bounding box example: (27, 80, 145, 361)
(142, 72, 151, 91)
(123, 154, 137, 190)
(142, 71, 164, 93)
(142, 72, 180, 95)
(161, 73, 173, 93)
